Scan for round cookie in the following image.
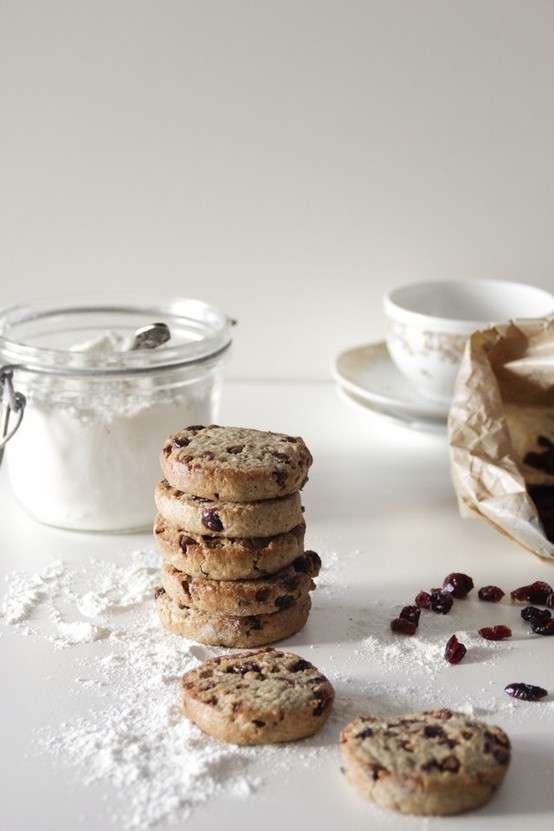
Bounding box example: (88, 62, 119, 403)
(181, 647, 334, 745)
(161, 550, 321, 616)
(340, 709, 511, 816)
(156, 590, 312, 647)
(160, 425, 312, 501)
(155, 479, 304, 538)
(154, 514, 306, 580)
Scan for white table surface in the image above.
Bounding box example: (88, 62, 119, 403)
(2, 381, 554, 830)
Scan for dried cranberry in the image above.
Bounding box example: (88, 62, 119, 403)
(478, 585, 505, 602)
(272, 470, 287, 487)
(399, 605, 420, 626)
(444, 634, 467, 664)
(547, 593, 554, 609)
(521, 606, 551, 627)
(532, 620, 554, 636)
(415, 591, 432, 609)
(527, 581, 553, 604)
(231, 661, 261, 675)
(289, 659, 311, 672)
(201, 509, 224, 532)
(479, 625, 512, 641)
(511, 581, 553, 604)
(390, 618, 417, 635)
(505, 682, 548, 701)
(423, 725, 445, 737)
(179, 535, 196, 552)
(274, 595, 295, 609)
(312, 688, 333, 716)
(172, 435, 191, 448)
(511, 585, 531, 602)
(430, 590, 453, 615)
(442, 572, 474, 598)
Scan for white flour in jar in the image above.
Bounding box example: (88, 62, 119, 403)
(5, 333, 215, 531)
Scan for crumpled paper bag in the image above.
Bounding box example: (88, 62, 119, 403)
(448, 317, 554, 560)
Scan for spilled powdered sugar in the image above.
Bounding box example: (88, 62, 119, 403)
(42, 609, 263, 828)
(0, 550, 331, 828)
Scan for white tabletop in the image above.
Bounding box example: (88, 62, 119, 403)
(2, 381, 553, 830)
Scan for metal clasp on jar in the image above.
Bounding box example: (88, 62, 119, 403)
(0, 366, 26, 465)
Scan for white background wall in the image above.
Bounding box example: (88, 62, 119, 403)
(1, 0, 553, 380)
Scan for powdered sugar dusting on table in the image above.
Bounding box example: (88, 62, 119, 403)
(0, 550, 329, 828)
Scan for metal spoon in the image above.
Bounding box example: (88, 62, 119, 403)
(129, 322, 171, 351)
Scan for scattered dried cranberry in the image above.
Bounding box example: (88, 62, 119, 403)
(510, 585, 529, 602)
(527, 581, 553, 604)
(511, 581, 553, 604)
(478, 585, 505, 602)
(430, 590, 453, 615)
(478, 625, 512, 641)
(532, 620, 554, 636)
(399, 605, 420, 626)
(505, 682, 548, 701)
(415, 591, 432, 609)
(521, 606, 551, 627)
(390, 617, 417, 635)
(444, 634, 467, 664)
(442, 572, 474, 599)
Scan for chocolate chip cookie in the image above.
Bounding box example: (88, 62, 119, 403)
(155, 479, 304, 538)
(181, 647, 334, 744)
(154, 514, 306, 580)
(156, 590, 312, 647)
(161, 550, 321, 615)
(160, 425, 312, 501)
(340, 709, 511, 816)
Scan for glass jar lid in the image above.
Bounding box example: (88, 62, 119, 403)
(0, 294, 233, 376)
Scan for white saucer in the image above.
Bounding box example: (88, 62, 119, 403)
(336, 384, 446, 434)
(331, 341, 450, 426)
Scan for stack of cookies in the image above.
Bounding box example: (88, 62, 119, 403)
(153, 425, 318, 648)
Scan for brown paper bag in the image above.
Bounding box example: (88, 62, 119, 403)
(448, 317, 554, 561)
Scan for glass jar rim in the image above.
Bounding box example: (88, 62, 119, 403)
(0, 294, 233, 376)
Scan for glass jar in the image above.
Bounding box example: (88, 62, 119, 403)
(0, 296, 232, 532)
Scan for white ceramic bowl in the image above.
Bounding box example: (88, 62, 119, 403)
(384, 279, 554, 404)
